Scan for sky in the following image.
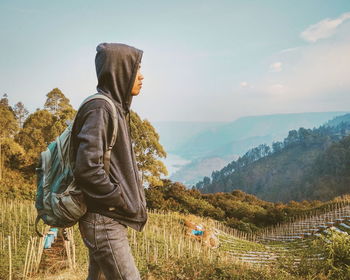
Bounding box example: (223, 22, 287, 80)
(1, 0, 350, 122)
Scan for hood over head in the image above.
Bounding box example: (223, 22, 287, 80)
(95, 43, 143, 115)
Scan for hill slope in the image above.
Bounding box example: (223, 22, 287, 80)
(196, 116, 350, 202)
(161, 112, 348, 184)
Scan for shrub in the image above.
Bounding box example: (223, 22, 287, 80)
(311, 229, 350, 279)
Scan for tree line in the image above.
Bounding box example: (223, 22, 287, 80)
(0, 88, 167, 199)
(145, 179, 340, 232)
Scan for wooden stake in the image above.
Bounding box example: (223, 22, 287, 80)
(8, 236, 12, 280)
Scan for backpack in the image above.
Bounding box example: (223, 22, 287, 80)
(35, 94, 118, 236)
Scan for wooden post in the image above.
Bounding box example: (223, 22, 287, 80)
(8, 236, 12, 280)
(23, 240, 31, 279)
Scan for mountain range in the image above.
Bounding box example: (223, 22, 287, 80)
(154, 111, 348, 185)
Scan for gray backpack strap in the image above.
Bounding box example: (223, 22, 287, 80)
(80, 94, 118, 174)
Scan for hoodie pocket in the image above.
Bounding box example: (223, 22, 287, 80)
(111, 183, 129, 211)
(114, 183, 141, 217)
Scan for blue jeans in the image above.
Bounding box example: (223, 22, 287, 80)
(78, 212, 141, 280)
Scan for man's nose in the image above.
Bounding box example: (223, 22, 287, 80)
(139, 74, 144, 80)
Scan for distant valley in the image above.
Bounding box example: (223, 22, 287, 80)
(154, 111, 348, 186)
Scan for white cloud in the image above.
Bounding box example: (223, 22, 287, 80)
(286, 41, 350, 97)
(240, 81, 249, 88)
(225, 16, 350, 120)
(258, 39, 350, 103)
(301, 12, 350, 42)
(270, 62, 282, 72)
(266, 84, 287, 95)
(279, 47, 300, 53)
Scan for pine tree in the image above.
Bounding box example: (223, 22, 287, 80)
(44, 88, 73, 116)
(0, 93, 9, 107)
(13, 102, 29, 128)
(44, 88, 76, 139)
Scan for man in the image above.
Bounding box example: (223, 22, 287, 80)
(71, 43, 147, 280)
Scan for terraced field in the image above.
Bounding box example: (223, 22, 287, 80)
(215, 202, 350, 266)
(1, 198, 350, 279)
(258, 203, 350, 242)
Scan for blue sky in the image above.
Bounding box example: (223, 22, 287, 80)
(1, 0, 350, 122)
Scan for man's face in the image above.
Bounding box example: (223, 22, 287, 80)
(131, 65, 144, 96)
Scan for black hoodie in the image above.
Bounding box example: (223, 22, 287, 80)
(71, 43, 147, 231)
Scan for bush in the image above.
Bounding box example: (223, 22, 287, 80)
(310, 229, 350, 279)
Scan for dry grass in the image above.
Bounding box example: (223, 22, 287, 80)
(2, 198, 345, 279)
(28, 267, 86, 280)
